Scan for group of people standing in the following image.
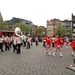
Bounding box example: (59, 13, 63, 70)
(0, 32, 23, 54)
(0, 32, 39, 54)
(42, 35, 75, 57)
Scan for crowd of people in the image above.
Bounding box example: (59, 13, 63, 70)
(0, 32, 39, 54)
(0, 31, 75, 57)
(42, 35, 75, 57)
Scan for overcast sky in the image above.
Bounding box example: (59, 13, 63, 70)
(0, 0, 75, 27)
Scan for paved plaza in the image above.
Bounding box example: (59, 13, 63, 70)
(0, 42, 75, 75)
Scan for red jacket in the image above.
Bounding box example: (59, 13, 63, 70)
(60, 37, 64, 46)
(54, 38, 61, 47)
(70, 41, 75, 49)
(46, 37, 52, 46)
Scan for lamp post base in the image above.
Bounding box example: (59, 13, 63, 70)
(66, 66, 75, 72)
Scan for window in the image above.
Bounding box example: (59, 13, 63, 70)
(73, 24, 75, 26)
(55, 26, 57, 29)
(48, 26, 50, 28)
(50, 31, 53, 34)
(49, 22, 52, 24)
(48, 31, 50, 34)
(56, 21, 59, 24)
(73, 29, 75, 32)
(51, 26, 53, 29)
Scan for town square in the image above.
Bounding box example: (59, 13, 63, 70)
(0, 0, 75, 75)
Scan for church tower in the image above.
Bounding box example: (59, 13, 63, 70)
(0, 12, 3, 22)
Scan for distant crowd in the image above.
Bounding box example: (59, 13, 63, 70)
(0, 32, 75, 57)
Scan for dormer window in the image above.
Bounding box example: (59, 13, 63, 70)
(49, 22, 52, 24)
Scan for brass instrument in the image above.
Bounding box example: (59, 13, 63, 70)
(15, 27, 21, 37)
(14, 27, 23, 43)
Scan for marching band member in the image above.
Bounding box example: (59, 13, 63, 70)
(13, 33, 18, 52)
(52, 36, 55, 51)
(65, 36, 69, 49)
(14, 33, 22, 54)
(21, 33, 27, 47)
(70, 38, 75, 56)
(35, 36, 39, 46)
(52, 35, 63, 57)
(4, 34, 10, 51)
(2, 34, 5, 45)
(60, 36, 64, 51)
(26, 36, 32, 49)
(0, 32, 4, 52)
(44, 35, 52, 55)
(9, 34, 13, 48)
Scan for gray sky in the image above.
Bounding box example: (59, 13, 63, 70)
(0, 0, 75, 27)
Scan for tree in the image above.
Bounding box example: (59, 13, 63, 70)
(0, 22, 9, 30)
(36, 26, 44, 34)
(55, 25, 62, 36)
(14, 23, 29, 33)
(69, 28, 72, 37)
(55, 24, 67, 36)
(62, 26, 67, 35)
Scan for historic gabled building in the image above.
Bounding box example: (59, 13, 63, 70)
(46, 18, 60, 37)
(0, 12, 3, 22)
(46, 18, 73, 37)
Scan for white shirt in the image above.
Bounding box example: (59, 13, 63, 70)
(66, 38, 69, 42)
(27, 37, 32, 43)
(13, 36, 22, 45)
(0, 37, 3, 43)
(52, 38, 55, 42)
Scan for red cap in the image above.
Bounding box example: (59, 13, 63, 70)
(0, 32, 3, 35)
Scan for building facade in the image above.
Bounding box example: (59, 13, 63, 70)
(61, 20, 72, 36)
(46, 19, 60, 37)
(5, 17, 33, 33)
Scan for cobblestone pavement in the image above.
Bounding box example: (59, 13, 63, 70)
(0, 42, 75, 75)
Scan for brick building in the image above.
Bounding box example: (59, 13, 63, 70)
(46, 18, 60, 37)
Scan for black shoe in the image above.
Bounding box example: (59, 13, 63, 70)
(17, 52, 19, 54)
(2, 50, 4, 52)
(13, 50, 15, 52)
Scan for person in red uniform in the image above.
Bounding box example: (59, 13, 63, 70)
(70, 38, 75, 56)
(52, 36, 56, 51)
(44, 35, 52, 55)
(60, 36, 64, 51)
(52, 35, 63, 57)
